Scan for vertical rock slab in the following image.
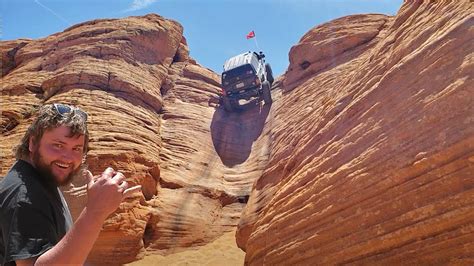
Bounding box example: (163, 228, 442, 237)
(239, 1, 474, 264)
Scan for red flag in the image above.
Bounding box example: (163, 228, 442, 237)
(246, 30, 255, 39)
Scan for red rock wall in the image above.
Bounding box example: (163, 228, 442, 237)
(237, 1, 474, 264)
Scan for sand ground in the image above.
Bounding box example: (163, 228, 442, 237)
(126, 230, 245, 266)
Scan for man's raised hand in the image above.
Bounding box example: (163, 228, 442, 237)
(83, 167, 142, 219)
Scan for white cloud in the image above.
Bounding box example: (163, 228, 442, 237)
(124, 0, 158, 12)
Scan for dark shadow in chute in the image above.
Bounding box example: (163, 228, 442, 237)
(211, 100, 271, 167)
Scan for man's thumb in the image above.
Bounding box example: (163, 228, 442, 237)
(123, 185, 142, 199)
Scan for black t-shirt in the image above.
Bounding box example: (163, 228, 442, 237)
(0, 160, 73, 265)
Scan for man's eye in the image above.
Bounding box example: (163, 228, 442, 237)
(53, 143, 63, 149)
(73, 147, 83, 152)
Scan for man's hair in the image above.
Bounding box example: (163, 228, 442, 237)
(14, 104, 89, 160)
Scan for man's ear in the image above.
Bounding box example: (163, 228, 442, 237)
(28, 136, 36, 153)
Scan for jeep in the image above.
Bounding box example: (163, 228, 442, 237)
(220, 51, 274, 112)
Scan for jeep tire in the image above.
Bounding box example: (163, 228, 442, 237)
(265, 63, 274, 85)
(262, 81, 272, 105)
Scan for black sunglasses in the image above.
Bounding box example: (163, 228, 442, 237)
(53, 103, 88, 121)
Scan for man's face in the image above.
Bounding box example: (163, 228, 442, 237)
(30, 125, 85, 186)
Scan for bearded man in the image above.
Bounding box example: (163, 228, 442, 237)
(0, 103, 141, 265)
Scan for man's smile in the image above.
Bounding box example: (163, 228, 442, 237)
(54, 162, 72, 171)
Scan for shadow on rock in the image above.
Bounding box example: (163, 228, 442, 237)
(211, 101, 271, 167)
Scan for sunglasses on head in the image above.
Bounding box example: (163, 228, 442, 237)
(53, 103, 88, 121)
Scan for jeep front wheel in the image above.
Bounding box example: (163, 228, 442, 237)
(262, 81, 272, 105)
(265, 63, 274, 85)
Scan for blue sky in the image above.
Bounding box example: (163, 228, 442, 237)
(1, 0, 402, 76)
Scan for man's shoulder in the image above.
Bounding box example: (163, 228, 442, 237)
(0, 162, 28, 205)
(0, 160, 49, 209)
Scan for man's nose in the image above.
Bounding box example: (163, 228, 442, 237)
(61, 150, 75, 163)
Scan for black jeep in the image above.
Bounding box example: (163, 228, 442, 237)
(220, 51, 274, 112)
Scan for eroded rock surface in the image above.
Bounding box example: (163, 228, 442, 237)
(238, 1, 473, 264)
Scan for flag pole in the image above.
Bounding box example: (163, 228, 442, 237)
(253, 35, 261, 51)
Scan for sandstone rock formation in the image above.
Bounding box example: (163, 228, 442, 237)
(0, 14, 269, 264)
(237, 1, 474, 264)
(2, 1, 473, 265)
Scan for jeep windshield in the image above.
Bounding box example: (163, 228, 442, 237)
(222, 64, 256, 87)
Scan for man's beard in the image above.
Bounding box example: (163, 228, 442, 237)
(32, 148, 83, 187)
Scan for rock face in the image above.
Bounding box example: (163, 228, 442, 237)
(2, 1, 473, 265)
(0, 14, 271, 264)
(237, 1, 474, 265)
